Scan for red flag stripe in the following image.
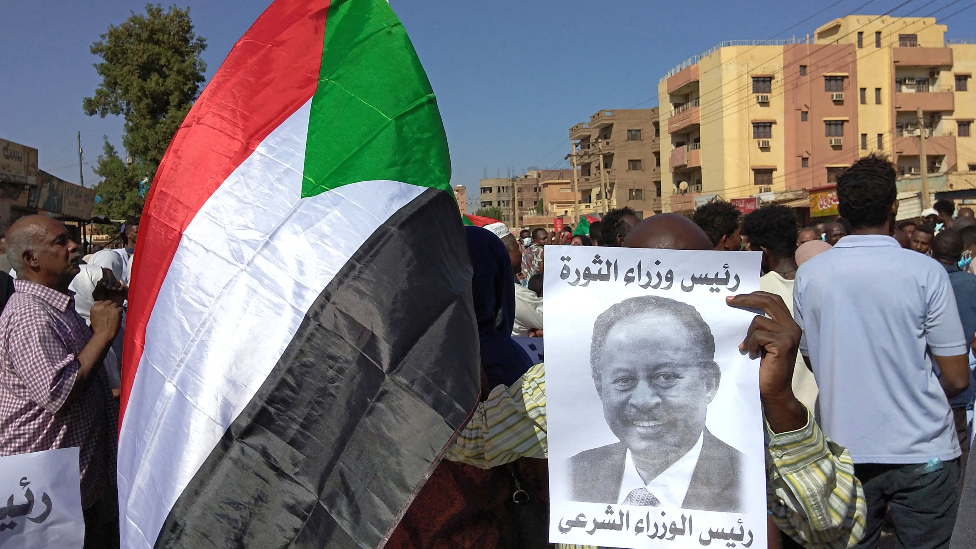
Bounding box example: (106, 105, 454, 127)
(120, 0, 331, 423)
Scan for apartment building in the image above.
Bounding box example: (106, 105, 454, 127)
(453, 185, 467, 215)
(477, 169, 577, 228)
(658, 15, 976, 219)
(569, 108, 662, 217)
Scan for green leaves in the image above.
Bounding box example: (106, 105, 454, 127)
(475, 206, 504, 221)
(90, 139, 145, 219)
(84, 4, 207, 216)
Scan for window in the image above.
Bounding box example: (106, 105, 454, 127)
(628, 159, 643, 171)
(875, 88, 882, 104)
(752, 122, 773, 139)
(970, 164, 976, 171)
(799, 65, 807, 76)
(480, 187, 491, 195)
(482, 201, 493, 207)
(825, 76, 845, 92)
(753, 169, 774, 186)
(801, 111, 808, 122)
(857, 32, 863, 48)
(653, 152, 661, 167)
(628, 188, 643, 200)
(899, 34, 918, 47)
(653, 123, 660, 138)
(496, 186, 508, 193)
(517, 201, 523, 208)
(860, 88, 867, 104)
(825, 121, 845, 136)
(877, 134, 884, 149)
(627, 129, 642, 141)
(960, 121, 972, 137)
(753, 77, 772, 94)
(827, 167, 846, 183)
(875, 31, 882, 47)
(654, 181, 662, 197)
(801, 157, 809, 168)
(957, 75, 970, 92)
(861, 133, 868, 150)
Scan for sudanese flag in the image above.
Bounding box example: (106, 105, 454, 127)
(117, 1, 480, 547)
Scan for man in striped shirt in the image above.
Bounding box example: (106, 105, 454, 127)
(448, 214, 866, 548)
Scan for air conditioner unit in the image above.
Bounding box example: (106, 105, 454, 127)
(831, 92, 845, 101)
(758, 186, 772, 193)
(756, 94, 770, 104)
(757, 139, 771, 148)
(829, 137, 843, 146)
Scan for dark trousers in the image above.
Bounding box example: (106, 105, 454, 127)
(83, 497, 120, 549)
(853, 459, 960, 549)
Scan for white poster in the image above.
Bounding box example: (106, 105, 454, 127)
(545, 247, 765, 549)
(0, 448, 85, 548)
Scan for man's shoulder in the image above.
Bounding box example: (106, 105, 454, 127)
(569, 442, 627, 466)
(702, 430, 744, 462)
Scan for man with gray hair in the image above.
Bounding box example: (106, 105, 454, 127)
(0, 215, 123, 548)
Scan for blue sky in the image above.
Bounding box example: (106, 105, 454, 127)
(1, 0, 974, 192)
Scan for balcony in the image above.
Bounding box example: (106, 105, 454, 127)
(894, 90, 954, 112)
(686, 143, 701, 168)
(669, 191, 699, 213)
(667, 64, 700, 95)
(590, 110, 615, 128)
(669, 100, 700, 133)
(892, 46, 953, 67)
(569, 122, 590, 140)
(670, 146, 686, 172)
(894, 133, 956, 167)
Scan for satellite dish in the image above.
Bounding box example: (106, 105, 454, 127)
(678, 181, 689, 191)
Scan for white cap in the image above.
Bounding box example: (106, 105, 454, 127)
(921, 208, 939, 218)
(483, 222, 511, 240)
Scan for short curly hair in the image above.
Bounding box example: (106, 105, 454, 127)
(934, 199, 955, 217)
(600, 207, 638, 247)
(837, 153, 897, 230)
(589, 295, 717, 390)
(741, 205, 798, 259)
(693, 201, 741, 247)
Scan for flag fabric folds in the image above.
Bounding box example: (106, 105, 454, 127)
(117, 1, 480, 547)
(572, 214, 601, 236)
(461, 213, 502, 227)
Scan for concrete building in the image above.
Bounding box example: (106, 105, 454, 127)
(477, 169, 577, 228)
(569, 108, 662, 217)
(658, 16, 976, 220)
(453, 185, 467, 215)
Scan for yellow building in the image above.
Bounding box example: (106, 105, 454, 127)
(659, 16, 976, 220)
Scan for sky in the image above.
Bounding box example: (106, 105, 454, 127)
(2, 0, 975, 196)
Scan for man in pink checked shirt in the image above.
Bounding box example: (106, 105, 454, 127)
(0, 215, 123, 549)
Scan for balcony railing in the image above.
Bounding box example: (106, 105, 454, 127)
(671, 99, 700, 116)
(899, 40, 920, 48)
(661, 38, 802, 82)
(686, 142, 701, 151)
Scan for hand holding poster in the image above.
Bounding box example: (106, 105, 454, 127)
(0, 448, 85, 548)
(544, 246, 764, 548)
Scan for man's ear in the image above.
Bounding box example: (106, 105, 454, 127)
(716, 235, 728, 251)
(21, 248, 38, 269)
(703, 362, 721, 404)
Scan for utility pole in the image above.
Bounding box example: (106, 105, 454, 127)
(917, 107, 930, 209)
(511, 176, 518, 229)
(598, 146, 609, 215)
(77, 131, 84, 188)
(569, 141, 580, 226)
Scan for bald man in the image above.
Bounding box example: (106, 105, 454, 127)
(0, 215, 123, 547)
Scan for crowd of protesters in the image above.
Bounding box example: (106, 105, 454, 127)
(3, 153, 976, 549)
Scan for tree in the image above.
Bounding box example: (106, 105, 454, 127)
(84, 4, 207, 217)
(91, 140, 145, 219)
(475, 206, 505, 221)
(534, 198, 544, 214)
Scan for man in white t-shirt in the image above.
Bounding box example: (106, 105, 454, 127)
(741, 204, 819, 412)
(88, 217, 138, 285)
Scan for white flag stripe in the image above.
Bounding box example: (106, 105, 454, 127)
(118, 97, 426, 548)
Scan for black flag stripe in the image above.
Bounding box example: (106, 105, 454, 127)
(154, 188, 480, 549)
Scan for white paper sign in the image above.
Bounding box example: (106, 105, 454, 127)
(0, 448, 85, 548)
(545, 247, 765, 549)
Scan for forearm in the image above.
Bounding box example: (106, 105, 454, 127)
(762, 391, 808, 434)
(63, 333, 114, 407)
